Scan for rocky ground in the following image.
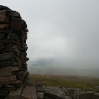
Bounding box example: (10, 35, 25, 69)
(37, 83, 99, 99)
(5, 82, 99, 99)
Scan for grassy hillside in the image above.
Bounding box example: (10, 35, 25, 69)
(29, 74, 99, 91)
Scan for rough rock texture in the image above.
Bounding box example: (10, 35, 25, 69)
(43, 86, 99, 99)
(44, 86, 67, 99)
(0, 5, 29, 99)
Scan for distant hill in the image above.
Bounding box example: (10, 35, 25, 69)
(28, 59, 99, 78)
(28, 59, 55, 67)
(28, 65, 99, 78)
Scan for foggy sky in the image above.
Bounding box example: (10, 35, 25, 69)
(1, 0, 99, 68)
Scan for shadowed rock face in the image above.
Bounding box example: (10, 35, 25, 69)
(0, 5, 11, 10)
(0, 5, 29, 99)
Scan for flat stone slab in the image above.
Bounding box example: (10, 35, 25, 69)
(0, 80, 21, 85)
(44, 86, 66, 99)
(21, 86, 37, 99)
(0, 66, 19, 76)
(9, 96, 28, 99)
(0, 52, 15, 60)
(0, 59, 17, 66)
(9, 84, 25, 96)
(37, 92, 44, 99)
(0, 75, 16, 82)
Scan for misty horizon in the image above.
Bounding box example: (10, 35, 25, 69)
(1, 0, 99, 76)
(28, 59, 99, 78)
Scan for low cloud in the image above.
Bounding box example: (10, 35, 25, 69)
(1, 0, 99, 69)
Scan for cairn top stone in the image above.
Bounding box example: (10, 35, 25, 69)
(0, 5, 11, 10)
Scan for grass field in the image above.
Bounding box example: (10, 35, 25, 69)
(29, 74, 99, 91)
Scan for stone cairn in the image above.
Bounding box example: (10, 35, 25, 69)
(0, 5, 33, 99)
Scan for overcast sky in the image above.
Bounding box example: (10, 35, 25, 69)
(1, 0, 99, 68)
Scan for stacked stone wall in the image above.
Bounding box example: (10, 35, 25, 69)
(0, 5, 29, 99)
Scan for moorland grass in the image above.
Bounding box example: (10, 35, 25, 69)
(29, 74, 99, 91)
